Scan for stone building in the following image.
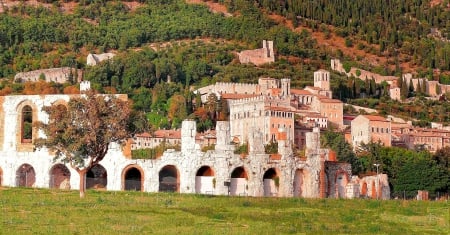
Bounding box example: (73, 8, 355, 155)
(14, 67, 82, 84)
(86, 53, 116, 66)
(351, 115, 392, 149)
(0, 94, 389, 199)
(238, 40, 275, 66)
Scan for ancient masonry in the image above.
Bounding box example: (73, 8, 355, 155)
(86, 53, 116, 66)
(238, 40, 275, 66)
(14, 67, 83, 84)
(0, 94, 389, 199)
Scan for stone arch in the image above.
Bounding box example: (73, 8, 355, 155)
(230, 166, 248, 196)
(49, 164, 71, 189)
(86, 164, 107, 190)
(122, 165, 144, 191)
(361, 182, 368, 198)
(335, 171, 349, 198)
(16, 101, 38, 150)
(159, 165, 179, 192)
(195, 166, 215, 194)
(293, 168, 309, 197)
(16, 164, 36, 187)
(263, 168, 280, 197)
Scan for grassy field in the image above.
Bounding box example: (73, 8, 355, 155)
(0, 188, 448, 234)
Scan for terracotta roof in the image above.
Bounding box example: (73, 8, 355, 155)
(134, 132, 152, 138)
(319, 98, 342, 103)
(220, 93, 258, 99)
(362, 115, 388, 122)
(291, 89, 312, 95)
(305, 86, 321, 90)
(153, 129, 181, 139)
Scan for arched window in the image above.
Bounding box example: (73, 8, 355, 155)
(22, 105, 33, 143)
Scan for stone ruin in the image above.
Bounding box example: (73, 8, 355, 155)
(238, 40, 275, 66)
(14, 67, 82, 84)
(87, 53, 116, 66)
(0, 94, 390, 199)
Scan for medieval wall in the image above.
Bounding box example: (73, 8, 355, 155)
(238, 40, 275, 66)
(14, 67, 82, 84)
(0, 95, 389, 199)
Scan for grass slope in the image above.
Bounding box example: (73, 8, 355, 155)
(0, 188, 448, 234)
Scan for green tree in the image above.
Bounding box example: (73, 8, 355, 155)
(36, 91, 147, 198)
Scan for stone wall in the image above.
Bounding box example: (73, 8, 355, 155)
(87, 53, 116, 66)
(0, 94, 388, 199)
(14, 67, 82, 84)
(238, 40, 275, 66)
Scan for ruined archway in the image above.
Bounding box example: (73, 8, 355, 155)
(195, 166, 215, 194)
(293, 169, 309, 197)
(230, 166, 248, 196)
(16, 164, 36, 187)
(159, 165, 179, 192)
(336, 172, 348, 198)
(86, 164, 107, 190)
(361, 182, 368, 198)
(263, 168, 279, 197)
(122, 165, 144, 191)
(49, 164, 71, 189)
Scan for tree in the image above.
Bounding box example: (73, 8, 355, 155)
(36, 90, 147, 198)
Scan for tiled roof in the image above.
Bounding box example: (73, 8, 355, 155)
(220, 93, 258, 99)
(291, 89, 312, 95)
(153, 129, 181, 139)
(362, 115, 388, 122)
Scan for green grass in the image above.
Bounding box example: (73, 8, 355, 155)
(0, 188, 448, 234)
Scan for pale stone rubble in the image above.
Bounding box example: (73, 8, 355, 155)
(0, 93, 390, 199)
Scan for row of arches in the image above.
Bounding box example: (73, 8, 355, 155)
(3, 164, 304, 197)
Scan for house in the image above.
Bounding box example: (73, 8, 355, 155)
(351, 115, 392, 149)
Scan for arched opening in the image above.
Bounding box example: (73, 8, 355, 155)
(123, 166, 143, 191)
(293, 169, 309, 197)
(230, 167, 248, 196)
(263, 168, 279, 197)
(361, 182, 368, 198)
(16, 164, 36, 187)
(86, 164, 107, 190)
(49, 164, 71, 189)
(195, 166, 215, 194)
(336, 173, 348, 198)
(21, 105, 33, 143)
(159, 165, 179, 192)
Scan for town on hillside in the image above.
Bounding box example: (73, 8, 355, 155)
(0, 42, 448, 200)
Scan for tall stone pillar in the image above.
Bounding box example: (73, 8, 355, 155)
(181, 120, 196, 152)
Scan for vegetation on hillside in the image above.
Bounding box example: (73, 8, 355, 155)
(253, 0, 450, 73)
(322, 130, 449, 198)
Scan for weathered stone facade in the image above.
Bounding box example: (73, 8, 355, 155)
(86, 53, 116, 66)
(238, 40, 275, 66)
(0, 94, 389, 199)
(14, 67, 82, 84)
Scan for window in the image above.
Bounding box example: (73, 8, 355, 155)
(22, 105, 33, 143)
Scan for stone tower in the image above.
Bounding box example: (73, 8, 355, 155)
(181, 120, 196, 152)
(314, 70, 330, 91)
(263, 40, 274, 59)
(280, 78, 291, 98)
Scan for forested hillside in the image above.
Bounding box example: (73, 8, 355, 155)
(254, 0, 450, 73)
